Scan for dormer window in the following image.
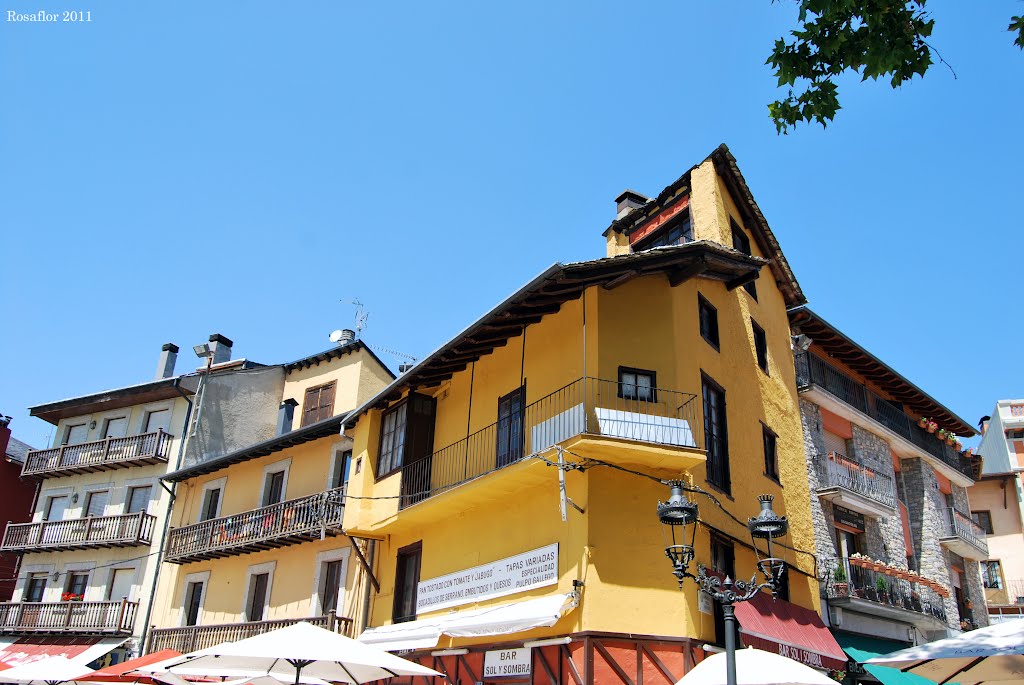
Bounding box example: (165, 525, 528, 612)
(633, 213, 692, 251)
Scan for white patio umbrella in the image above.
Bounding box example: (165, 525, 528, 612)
(0, 656, 92, 685)
(160, 622, 441, 685)
(866, 619, 1024, 685)
(676, 648, 837, 685)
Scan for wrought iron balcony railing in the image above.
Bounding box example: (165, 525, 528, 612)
(399, 376, 701, 510)
(814, 452, 896, 510)
(794, 351, 973, 480)
(0, 599, 137, 635)
(940, 507, 989, 557)
(22, 430, 172, 478)
(147, 612, 352, 653)
(820, 557, 948, 625)
(164, 487, 345, 564)
(1, 512, 156, 552)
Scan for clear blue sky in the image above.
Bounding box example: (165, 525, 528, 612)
(2, 0, 1021, 450)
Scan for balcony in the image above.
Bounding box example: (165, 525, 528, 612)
(0, 599, 137, 635)
(794, 351, 974, 482)
(22, 430, 173, 478)
(147, 613, 352, 653)
(398, 376, 702, 511)
(1, 512, 156, 553)
(939, 507, 988, 560)
(814, 452, 897, 517)
(986, 579, 1024, 607)
(821, 557, 949, 632)
(164, 487, 345, 564)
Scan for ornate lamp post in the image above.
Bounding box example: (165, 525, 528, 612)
(657, 482, 789, 685)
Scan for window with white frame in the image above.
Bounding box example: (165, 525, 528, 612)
(144, 408, 172, 434)
(260, 459, 290, 507)
(311, 548, 350, 616)
(180, 571, 210, 626)
(107, 568, 135, 601)
(198, 478, 227, 522)
(126, 486, 152, 514)
(243, 561, 276, 622)
(102, 416, 128, 439)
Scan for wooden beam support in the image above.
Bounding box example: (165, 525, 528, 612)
(667, 259, 708, 287)
(725, 269, 759, 291)
(602, 270, 641, 290)
(348, 536, 380, 593)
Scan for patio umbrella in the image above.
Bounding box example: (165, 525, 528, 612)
(0, 656, 91, 685)
(161, 622, 441, 685)
(78, 650, 182, 684)
(866, 619, 1024, 685)
(676, 648, 837, 685)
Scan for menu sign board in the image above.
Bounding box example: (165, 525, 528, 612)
(416, 543, 558, 613)
(833, 504, 865, 532)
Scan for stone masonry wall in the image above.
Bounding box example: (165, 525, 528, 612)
(851, 425, 907, 565)
(799, 400, 839, 561)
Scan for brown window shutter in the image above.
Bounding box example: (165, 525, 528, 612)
(317, 382, 336, 422)
(301, 386, 320, 427)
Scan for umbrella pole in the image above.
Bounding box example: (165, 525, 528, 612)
(723, 603, 737, 685)
(287, 659, 313, 685)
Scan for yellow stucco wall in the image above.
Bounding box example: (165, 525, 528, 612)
(969, 476, 1024, 604)
(342, 163, 818, 645)
(282, 349, 394, 430)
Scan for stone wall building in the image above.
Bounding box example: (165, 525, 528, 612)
(790, 308, 988, 661)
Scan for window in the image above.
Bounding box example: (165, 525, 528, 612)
(63, 424, 88, 445)
(200, 487, 221, 522)
(496, 386, 525, 468)
(107, 568, 134, 601)
(45, 495, 69, 521)
(84, 490, 109, 518)
(751, 320, 768, 373)
(972, 510, 994, 535)
(144, 409, 171, 434)
(392, 542, 422, 623)
(102, 417, 128, 439)
(126, 486, 151, 514)
(619, 367, 656, 402)
(377, 394, 436, 478)
(246, 573, 270, 621)
(762, 425, 779, 482)
(320, 559, 344, 614)
(702, 375, 730, 493)
(698, 294, 720, 350)
(301, 382, 337, 427)
(262, 470, 286, 506)
(330, 450, 352, 491)
(25, 573, 47, 602)
(635, 214, 693, 250)
(982, 561, 1003, 589)
(65, 572, 89, 599)
(184, 581, 204, 626)
(730, 219, 757, 300)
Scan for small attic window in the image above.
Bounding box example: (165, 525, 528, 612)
(633, 212, 692, 251)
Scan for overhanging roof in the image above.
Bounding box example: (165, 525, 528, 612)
(789, 306, 975, 436)
(344, 240, 765, 428)
(283, 339, 396, 380)
(29, 376, 200, 426)
(164, 413, 349, 482)
(604, 144, 806, 308)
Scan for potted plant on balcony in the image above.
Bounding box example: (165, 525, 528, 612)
(876, 575, 890, 604)
(937, 428, 947, 442)
(946, 432, 957, 447)
(918, 417, 929, 429)
(910, 590, 923, 612)
(833, 566, 849, 597)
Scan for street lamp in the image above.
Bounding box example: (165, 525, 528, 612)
(657, 482, 788, 685)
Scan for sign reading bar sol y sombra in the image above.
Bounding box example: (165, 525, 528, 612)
(416, 543, 558, 613)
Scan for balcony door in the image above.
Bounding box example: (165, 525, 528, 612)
(144, 409, 171, 434)
(103, 417, 128, 439)
(496, 386, 525, 468)
(25, 573, 47, 602)
(397, 394, 436, 506)
(63, 424, 88, 445)
(107, 568, 134, 601)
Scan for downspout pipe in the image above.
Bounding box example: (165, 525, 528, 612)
(138, 376, 193, 655)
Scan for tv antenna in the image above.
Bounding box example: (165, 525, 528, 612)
(342, 299, 370, 338)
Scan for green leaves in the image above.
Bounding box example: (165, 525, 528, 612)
(768, 0, 935, 133)
(1011, 15, 1024, 49)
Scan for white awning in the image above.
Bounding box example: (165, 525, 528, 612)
(358, 592, 578, 652)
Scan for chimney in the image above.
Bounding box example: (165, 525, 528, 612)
(0, 416, 11, 462)
(398, 363, 414, 374)
(277, 399, 299, 435)
(208, 334, 233, 365)
(615, 190, 649, 220)
(979, 415, 991, 436)
(338, 329, 355, 345)
(155, 343, 179, 380)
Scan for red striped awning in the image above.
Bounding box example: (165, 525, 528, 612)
(734, 592, 848, 671)
(0, 637, 124, 670)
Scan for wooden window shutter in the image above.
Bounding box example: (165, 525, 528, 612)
(317, 382, 336, 422)
(301, 386, 320, 427)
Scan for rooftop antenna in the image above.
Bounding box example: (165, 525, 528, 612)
(342, 299, 369, 339)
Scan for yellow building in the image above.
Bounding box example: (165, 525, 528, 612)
(342, 146, 841, 685)
(146, 339, 393, 653)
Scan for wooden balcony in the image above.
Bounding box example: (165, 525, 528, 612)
(0, 599, 137, 635)
(147, 612, 352, 653)
(22, 430, 172, 478)
(164, 487, 345, 564)
(1, 512, 157, 553)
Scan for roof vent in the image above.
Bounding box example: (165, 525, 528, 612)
(615, 190, 649, 220)
(329, 329, 356, 346)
